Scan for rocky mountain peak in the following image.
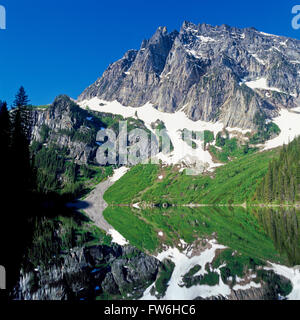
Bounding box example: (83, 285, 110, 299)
(152, 25, 168, 38)
(49, 94, 74, 113)
(78, 21, 300, 129)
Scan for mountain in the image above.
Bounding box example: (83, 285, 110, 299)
(27, 95, 158, 195)
(30, 95, 101, 164)
(78, 21, 300, 129)
(29, 95, 154, 165)
(8, 22, 300, 302)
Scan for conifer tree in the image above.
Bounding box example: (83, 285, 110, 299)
(13, 86, 30, 108)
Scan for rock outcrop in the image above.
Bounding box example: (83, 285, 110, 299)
(29, 95, 158, 165)
(29, 95, 102, 164)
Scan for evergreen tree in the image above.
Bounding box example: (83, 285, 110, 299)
(216, 132, 225, 147)
(296, 163, 300, 200)
(1, 92, 36, 293)
(13, 86, 30, 108)
(0, 99, 33, 293)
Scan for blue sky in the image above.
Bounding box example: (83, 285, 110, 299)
(0, 0, 299, 106)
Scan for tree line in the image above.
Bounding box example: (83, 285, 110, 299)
(254, 136, 300, 203)
(0, 87, 38, 296)
(0, 88, 113, 298)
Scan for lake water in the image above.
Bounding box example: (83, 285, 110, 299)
(104, 206, 300, 266)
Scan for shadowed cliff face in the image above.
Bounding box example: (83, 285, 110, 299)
(78, 21, 300, 129)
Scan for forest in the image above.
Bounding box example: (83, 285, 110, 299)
(255, 136, 300, 203)
(0, 88, 112, 297)
(0, 87, 38, 295)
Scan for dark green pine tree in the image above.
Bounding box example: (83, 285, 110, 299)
(278, 170, 285, 202)
(13, 87, 32, 140)
(254, 181, 263, 201)
(10, 86, 34, 194)
(296, 163, 300, 201)
(290, 176, 296, 203)
(264, 168, 273, 203)
(13, 86, 30, 108)
(272, 162, 278, 201)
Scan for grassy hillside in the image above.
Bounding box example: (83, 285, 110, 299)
(104, 148, 279, 205)
(103, 164, 159, 204)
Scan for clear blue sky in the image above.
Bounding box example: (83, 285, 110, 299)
(0, 0, 299, 106)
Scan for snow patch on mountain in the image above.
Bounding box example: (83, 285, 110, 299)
(78, 97, 300, 168)
(259, 31, 280, 38)
(264, 108, 300, 150)
(110, 166, 129, 182)
(196, 35, 216, 43)
(241, 77, 294, 96)
(185, 49, 204, 59)
(232, 281, 261, 291)
(226, 127, 251, 134)
(108, 229, 129, 246)
(251, 54, 266, 65)
(78, 98, 224, 168)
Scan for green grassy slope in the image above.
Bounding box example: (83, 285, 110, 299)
(104, 149, 279, 205)
(103, 164, 159, 204)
